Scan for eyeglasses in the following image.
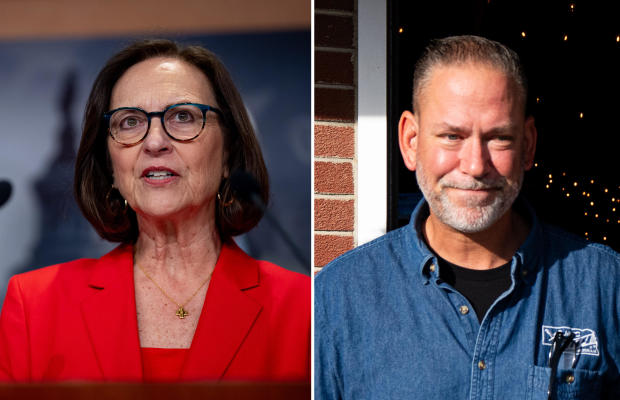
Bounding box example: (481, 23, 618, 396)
(104, 102, 223, 146)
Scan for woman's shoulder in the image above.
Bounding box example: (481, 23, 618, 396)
(11, 258, 95, 292)
(222, 241, 310, 303)
(223, 241, 309, 283)
(9, 244, 130, 298)
(249, 259, 310, 319)
(255, 259, 310, 286)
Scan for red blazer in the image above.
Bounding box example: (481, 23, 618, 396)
(0, 242, 310, 382)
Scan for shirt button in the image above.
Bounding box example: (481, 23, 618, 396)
(429, 264, 436, 273)
(565, 374, 575, 384)
(478, 360, 486, 370)
(459, 305, 469, 315)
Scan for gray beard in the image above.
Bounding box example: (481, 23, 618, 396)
(415, 163, 523, 233)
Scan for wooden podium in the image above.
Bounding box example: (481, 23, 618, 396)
(0, 381, 310, 399)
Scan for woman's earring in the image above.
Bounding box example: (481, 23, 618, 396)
(106, 186, 128, 214)
(217, 192, 234, 207)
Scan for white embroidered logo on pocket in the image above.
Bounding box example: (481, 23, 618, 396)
(542, 325, 599, 356)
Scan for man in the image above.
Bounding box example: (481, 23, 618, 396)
(314, 36, 620, 399)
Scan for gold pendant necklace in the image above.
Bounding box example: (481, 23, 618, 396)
(137, 264, 213, 319)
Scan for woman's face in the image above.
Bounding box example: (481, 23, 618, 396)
(107, 57, 227, 222)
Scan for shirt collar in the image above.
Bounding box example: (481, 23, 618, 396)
(408, 196, 543, 284)
(512, 197, 543, 282)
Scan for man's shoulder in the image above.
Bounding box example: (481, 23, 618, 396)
(314, 225, 424, 330)
(541, 223, 620, 263)
(537, 223, 620, 282)
(315, 224, 419, 286)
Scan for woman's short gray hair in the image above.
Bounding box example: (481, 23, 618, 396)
(412, 35, 527, 114)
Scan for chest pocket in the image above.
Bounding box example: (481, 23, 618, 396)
(526, 365, 602, 400)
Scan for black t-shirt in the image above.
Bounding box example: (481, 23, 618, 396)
(437, 256, 512, 323)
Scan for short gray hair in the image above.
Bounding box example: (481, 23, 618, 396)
(412, 35, 527, 114)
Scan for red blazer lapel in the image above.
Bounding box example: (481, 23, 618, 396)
(80, 245, 142, 381)
(182, 242, 262, 380)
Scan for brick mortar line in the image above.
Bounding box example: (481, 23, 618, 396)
(315, 46, 355, 54)
(314, 157, 353, 163)
(315, 231, 355, 236)
(314, 194, 355, 200)
(314, 118, 357, 124)
(313, 155, 353, 161)
(314, 121, 355, 127)
(314, 9, 354, 17)
(315, 83, 355, 90)
(314, 193, 354, 197)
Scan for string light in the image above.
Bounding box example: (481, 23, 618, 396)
(521, 31, 527, 38)
(569, 3, 575, 12)
(563, 34, 568, 41)
(535, 167, 617, 248)
(617, 35, 620, 43)
(579, 112, 584, 119)
(398, 27, 404, 34)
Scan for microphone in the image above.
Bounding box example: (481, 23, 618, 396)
(0, 180, 12, 208)
(229, 171, 309, 271)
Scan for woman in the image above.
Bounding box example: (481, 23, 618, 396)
(0, 40, 309, 382)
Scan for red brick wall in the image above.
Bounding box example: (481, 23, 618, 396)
(314, 0, 356, 270)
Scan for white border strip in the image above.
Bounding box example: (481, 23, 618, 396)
(357, 0, 387, 245)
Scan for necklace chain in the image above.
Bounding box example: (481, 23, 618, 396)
(137, 264, 213, 319)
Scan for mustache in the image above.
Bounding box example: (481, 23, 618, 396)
(439, 177, 507, 190)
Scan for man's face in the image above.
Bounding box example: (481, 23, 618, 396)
(400, 62, 536, 233)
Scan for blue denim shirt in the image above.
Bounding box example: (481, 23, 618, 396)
(315, 199, 620, 399)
